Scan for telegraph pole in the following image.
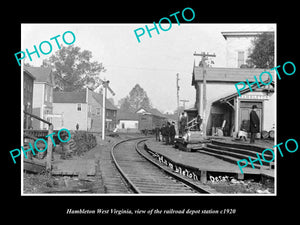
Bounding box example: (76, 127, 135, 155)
(193, 52, 216, 137)
(102, 81, 107, 140)
(176, 73, 180, 118)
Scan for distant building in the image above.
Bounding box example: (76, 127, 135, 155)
(221, 31, 274, 68)
(116, 110, 139, 132)
(52, 88, 117, 131)
(23, 68, 35, 129)
(24, 66, 55, 130)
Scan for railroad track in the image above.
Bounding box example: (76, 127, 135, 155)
(98, 139, 134, 194)
(111, 138, 212, 194)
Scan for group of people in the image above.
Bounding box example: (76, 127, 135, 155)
(155, 121, 176, 145)
(154, 105, 260, 145)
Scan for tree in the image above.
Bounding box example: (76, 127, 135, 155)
(246, 32, 274, 69)
(42, 45, 106, 92)
(118, 97, 132, 112)
(119, 84, 152, 112)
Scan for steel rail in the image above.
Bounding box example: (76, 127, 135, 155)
(135, 140, 213, 194)
(111, 137, 212, 194)
(110, 137, 148, 193)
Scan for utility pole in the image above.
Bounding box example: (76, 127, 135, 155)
(180, 100, 189, 109)
(176, 73, 180, 119)
(94, 78, 115, 140)
(102, 81, 107, 140)
(193, 52, 216, 137)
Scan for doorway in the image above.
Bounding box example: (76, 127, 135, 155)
(239, 101, 262, 137)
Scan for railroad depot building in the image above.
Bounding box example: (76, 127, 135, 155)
(190, 66, 275, 137)
(52, 88, 117, 132)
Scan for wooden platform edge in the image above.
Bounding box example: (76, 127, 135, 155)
(24, 159, 46, 173)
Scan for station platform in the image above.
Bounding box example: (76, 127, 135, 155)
(145, 139, 275, 179)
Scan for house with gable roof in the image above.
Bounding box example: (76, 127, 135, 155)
(52, 88, 117, 131)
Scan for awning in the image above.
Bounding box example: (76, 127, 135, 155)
(184, 108, 198, 112)
(213, 81, 274, 105)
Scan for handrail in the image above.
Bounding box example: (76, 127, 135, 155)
(186, 117, 199, 130)
(23, 110, 52, 125)
(187, 123, 198, 130)
(187, 117, 197, 126)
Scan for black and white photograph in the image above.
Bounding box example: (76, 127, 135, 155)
(20, 23, 276, 196)
(4, 3, 299, 219)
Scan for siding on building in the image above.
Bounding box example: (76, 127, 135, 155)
(52, 88, 117, 132)
(52, 102, 88, 130)
(221, 31, 274, 68)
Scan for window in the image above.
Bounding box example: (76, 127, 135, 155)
(237, 51, 245, 68)
(96, 108, 101, 115)
(122, 123, 125, 129)
(77, 104, 81, 111)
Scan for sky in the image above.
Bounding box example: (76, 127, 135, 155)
(22, 23, 275, 113)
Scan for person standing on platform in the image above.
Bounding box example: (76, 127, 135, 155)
(170, 121, 176, 145)
(165, 122, 171, 145)
(196, 114, 202, 131)
(249, 105, 260, 144)
(179, 112, 187, 137)
(161, 124, 166, 142)
(155, 125, 160, 141)
(179, 113, 183, 137)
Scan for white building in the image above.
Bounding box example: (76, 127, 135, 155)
(52, 88, 117, 131)
(221, 31, 274, 68)
(116, 110, 139, 133)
